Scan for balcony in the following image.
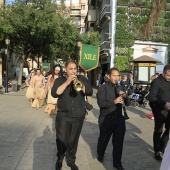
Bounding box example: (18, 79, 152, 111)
(100, 5, 111, 24)
(87, 9, 96, 21)
(81, 12, 86, 17)
(70, 10, 81, 16)
(70, 5, 81, 10)
(100, 41, 110, 58)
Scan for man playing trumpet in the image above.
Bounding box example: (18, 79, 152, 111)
(51, 60, 93, 170)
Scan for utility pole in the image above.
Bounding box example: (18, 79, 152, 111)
(110, 0, 117, 68)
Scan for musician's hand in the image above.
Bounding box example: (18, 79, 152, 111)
(114, 96, 124, 104)
(65, 75, 76, 86)
(119, 91, 126, 98)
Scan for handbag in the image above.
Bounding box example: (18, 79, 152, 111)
(85, 101, 93, 111)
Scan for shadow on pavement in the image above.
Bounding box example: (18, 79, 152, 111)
(81, 116, 161, 170)
(33, 116, 56, 170)
(126, 106, 148, 118)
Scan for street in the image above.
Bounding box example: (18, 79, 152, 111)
(0, 89, 161, 170)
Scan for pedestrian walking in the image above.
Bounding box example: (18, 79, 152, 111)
(128, 73, 134, 95)
(120, 75, 130, 94)
(44, 65, 62, 115)
(25, 69, 35, 106)
(51, 60, 93, 170)
(148, 64, 170, 160)
(96, 68, 126, 170)
(32, 69, 46, 109)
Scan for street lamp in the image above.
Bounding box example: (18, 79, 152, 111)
(5, 36, 10, 93)
(76, 37, 82, 71)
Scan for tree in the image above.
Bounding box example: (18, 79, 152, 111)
(0, 0, 79, 85)
(143, 0, 166, 40)
(80, 29, 101, 46)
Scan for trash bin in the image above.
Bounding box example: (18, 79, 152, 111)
(11, 80, 18, 92)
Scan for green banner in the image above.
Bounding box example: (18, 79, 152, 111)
(42, 63, 50, 71)
(79, 44, 100, 71)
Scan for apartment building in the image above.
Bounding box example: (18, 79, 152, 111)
(85, 0, 111, 80)
(56, 0, 88, 33)
(0, 0, 4, 5)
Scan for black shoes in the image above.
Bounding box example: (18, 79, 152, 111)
(97, 156, 104, 163)
(155, 151, 162, 160)
(55, 158, 63, 170)
(114, 165, 125, 170)
(67, 162, 79, 170)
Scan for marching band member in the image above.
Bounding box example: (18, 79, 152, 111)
(148, 64, 170, 160)
(97, 68, 126, 170)
(51, 60, 93, 170)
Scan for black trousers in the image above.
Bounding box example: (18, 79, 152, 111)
(55, 114, 85, 163)
(152, 107, 170, 153)
(97, 115, 126, 167)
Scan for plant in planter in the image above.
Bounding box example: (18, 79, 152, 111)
(141, 8, 150, 16)
(117, 14, 128, 22)
(159, 10, 165, 18)
(117, 0, 129, 5)
(117, 6, 128, 14)
(114, 56, 129, 71)
(165, 19, 170, 27)
(156, 18, 165, 26)
(130, 7, 141, 15)
(165, 11, 170, 19)
(130, 0, 145, 7)
(166, 3, 170, 11)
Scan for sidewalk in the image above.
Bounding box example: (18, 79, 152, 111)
(0, 89, 161, 170)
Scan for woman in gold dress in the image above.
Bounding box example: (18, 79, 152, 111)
(25, 69, 35, 106)
(45, 65, 62, 115)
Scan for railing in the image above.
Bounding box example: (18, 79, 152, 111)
(102, 0, 110, 6)
(100, 41, 110, 52)
(94, 18, 100, 28)
(70, 11, 81, 15)
(100, 5, 111, 21)
(70, 5, 81, 9)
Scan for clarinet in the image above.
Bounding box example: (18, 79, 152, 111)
(117, 86, 129, 120)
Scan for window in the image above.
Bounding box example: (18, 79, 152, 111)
(65, 0, 70, 6)
(72, 0, 79, 5)
(81, 5, 85, 10)
(81, 27, 86, 33)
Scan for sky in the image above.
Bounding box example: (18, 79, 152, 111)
(5, 0, 15, 5)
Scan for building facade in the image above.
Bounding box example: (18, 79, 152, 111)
(56, 0, 88, 33)
(85, 0, 111, 84)
(85, 0, 169, 86)
(0, 0, 4, 5)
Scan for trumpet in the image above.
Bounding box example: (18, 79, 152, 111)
(72, 75, 84, 91)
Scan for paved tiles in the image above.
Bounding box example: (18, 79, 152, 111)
(0, 89, 161, 170)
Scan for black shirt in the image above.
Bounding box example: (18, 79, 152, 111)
(148, 75, 170, 107)
(97, 81, 123, 116)
(51, 75, 93, 117)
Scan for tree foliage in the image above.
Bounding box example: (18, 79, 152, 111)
(80, 29, 101, 47)
(0, 0, 80, 84)
(0, 0, 79, 61)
